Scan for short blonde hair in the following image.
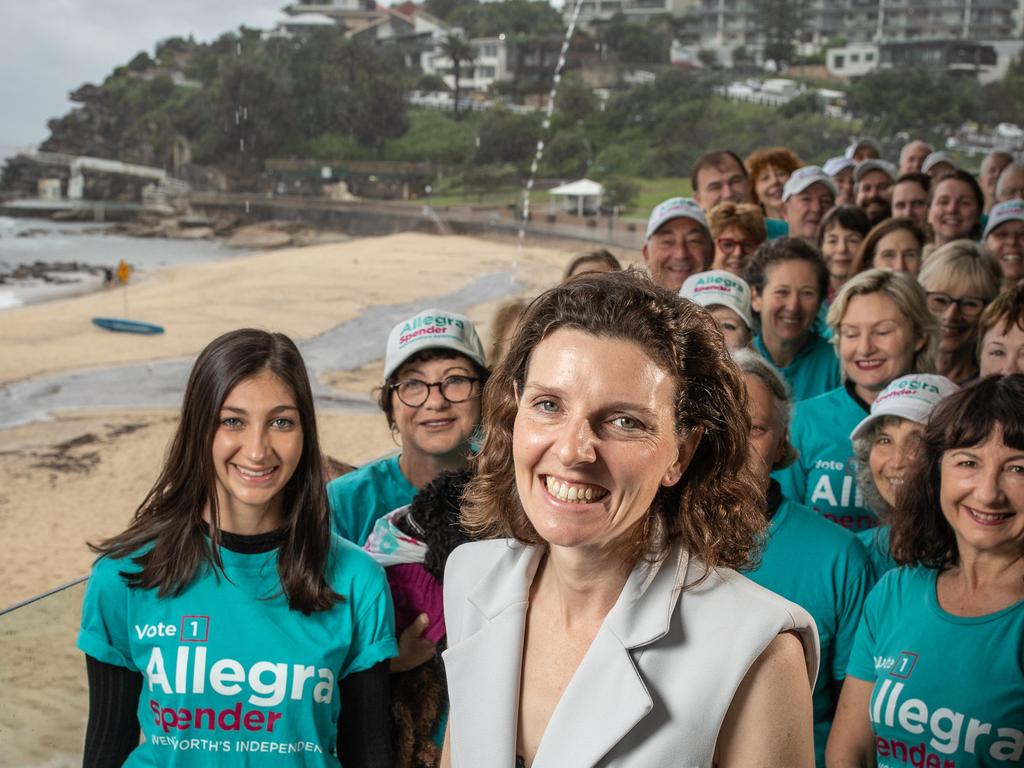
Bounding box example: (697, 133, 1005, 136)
(827, 269, 938, 374)
(918, 239, 1003, 300)
(707, 201, 767, 241)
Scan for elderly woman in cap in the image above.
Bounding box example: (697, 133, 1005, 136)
(927, 169, 985, 248)
(978, 284, 1024, 377)
(680, 269, 754, 350)
(775, 270, 938, 533)
(918, 240, 1002, 383)
(827, 374, 1024, 768)
(441, 269, 818, 768)
(707, 202, 767, 277)
(734, 348, 875, 768)
(850, 373, 958, 576)
(746, 146, 803, 221)
(640, 196, 713, 292)
(983, 199, 1024, 290)
(824, 156, 856, 207)
(328, 308, 488, 546)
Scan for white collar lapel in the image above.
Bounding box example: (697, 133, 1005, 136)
(443, 543, 543, 766)
(532, 544, 691, 767)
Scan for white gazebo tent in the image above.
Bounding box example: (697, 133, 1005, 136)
(548, 178, 604, 216)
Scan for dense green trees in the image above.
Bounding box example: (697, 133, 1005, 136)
(41, 28, 408, 167)
(846, 66, 1024, 145)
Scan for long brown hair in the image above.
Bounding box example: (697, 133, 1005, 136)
(890, 374, 1024, 568)
(92, 329, 340, 614)
(462, 269, 766, 574)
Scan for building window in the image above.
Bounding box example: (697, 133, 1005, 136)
(483, 44, 497, 57)
(851, 53, 859, 62)
(865, 52, 874, 61)
(834, 54, 845, 68)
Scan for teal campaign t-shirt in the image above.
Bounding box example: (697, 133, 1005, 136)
(857, 525, 897, 577)
(78, 536, 398, 766)
(327, 454, 417, 546)
(847, 567, 1024, 767)
(746, 497, 876, 767)
(753, 333, 840, 403)
(766, 218, 789, 240)
(775, 385, 876, 531)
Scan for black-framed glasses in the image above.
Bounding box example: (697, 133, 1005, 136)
(925, 291, 988, 318)
(390, 375, 480, 407)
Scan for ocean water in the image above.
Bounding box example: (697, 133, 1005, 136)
(0, 216, 248, 308)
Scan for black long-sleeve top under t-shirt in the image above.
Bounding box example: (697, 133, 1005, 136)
(82, 529, 394, 768)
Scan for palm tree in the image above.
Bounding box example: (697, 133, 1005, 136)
(440, 33, 475, 119)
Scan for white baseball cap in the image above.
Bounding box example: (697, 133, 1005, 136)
(782, 166, 838, 202)
(679, 270, 753, 329)
(383, 308, 486, 379)
(921, 151, 956, 174)
(823, 156, 855, 177)
(645, 196, 709, 241)
(983, 199, 1024, 239)
(854, 159, 898, 183)
(849, 374, 958, 441)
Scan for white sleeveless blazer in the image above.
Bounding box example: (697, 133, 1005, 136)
(442, 538, 819, 768)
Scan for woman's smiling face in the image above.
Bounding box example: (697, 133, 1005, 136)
(512, 329, 697, 554)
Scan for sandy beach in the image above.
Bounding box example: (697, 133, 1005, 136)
(0, 231, 638, 607)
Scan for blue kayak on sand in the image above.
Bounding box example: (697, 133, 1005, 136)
(91, 317, 165, 335)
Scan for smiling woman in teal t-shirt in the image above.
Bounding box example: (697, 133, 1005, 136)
(827, 375, 1024, 768)
(78, 330, 397, 767)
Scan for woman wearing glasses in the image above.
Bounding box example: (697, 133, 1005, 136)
(707, 201, 767, 276)
(918, 241, 1002, 384)
(328, 308, 488, 548)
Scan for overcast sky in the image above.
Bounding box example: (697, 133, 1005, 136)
(0, 1, 286, 156)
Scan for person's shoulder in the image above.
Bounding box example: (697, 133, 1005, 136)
(866, 564, 929, 606)
(445, 538, 527, 581)
(797, 383, 846, 410)
(779, 499, 867, 555)
(691, 558, 816, 630)
(327, 455, 398, 495)
(689, 562, 820, 680)
(326, 533, 388, 587)
(88, 546, 149, 583)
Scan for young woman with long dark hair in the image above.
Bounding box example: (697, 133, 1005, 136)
(77, 328, 397, 767)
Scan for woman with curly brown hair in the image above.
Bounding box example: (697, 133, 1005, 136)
(746, 146, 803, 221)
(827, 375, 1024, 768)
(440, 269, 819, 768)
